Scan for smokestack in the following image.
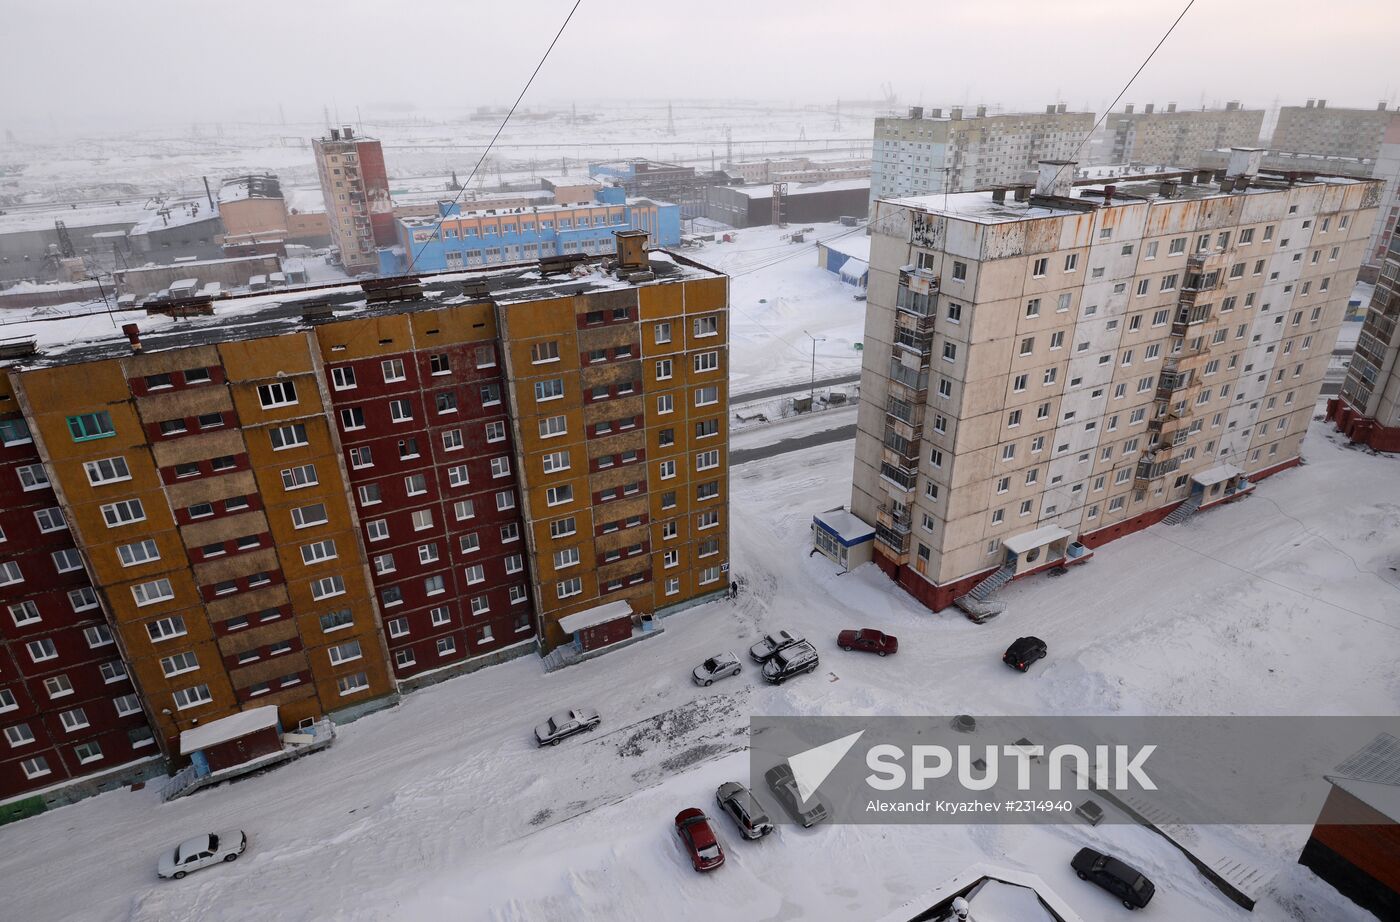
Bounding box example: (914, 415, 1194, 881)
(1144, 103, 1155, 115)
(1035, 161, 1075, 198)
(122, 324, 143, 353)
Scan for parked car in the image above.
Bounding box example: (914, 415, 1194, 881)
(534, 707, 601, 746)
(749, 630, 804, 663)
(764, 763, 828, 827)
(715, 781, 774, 839)
(837, 628, 898, 656)
(1003, 636, 1048, 672)
(157, 831, 247, 880)
(693, 652, 742, 686)
(761, 641, 820, 684)
(1071, 847, 1156, 909)
(675, 808, 725, 872)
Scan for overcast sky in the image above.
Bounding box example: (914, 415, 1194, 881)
(3, 0, 1397, 133)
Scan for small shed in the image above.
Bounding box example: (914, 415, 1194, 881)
(812, 508, 876, 571)
(817, 236, 871, 287)
(179, 706, 282, 775)
(1191, 463, 1253, 505)
(558, 600, 635, 652)
(1002, 525, 1072, 570)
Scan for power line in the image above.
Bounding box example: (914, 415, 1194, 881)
(406, 0, 582, 274)
(1051, 0, 1198, 189)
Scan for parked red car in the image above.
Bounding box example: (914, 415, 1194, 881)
(837, 628, 898, 656)
(675, 808, 725, 872)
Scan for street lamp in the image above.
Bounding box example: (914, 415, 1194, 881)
(803, 329, 826, 402)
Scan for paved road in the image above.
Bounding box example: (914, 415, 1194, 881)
(731, 372, 861, 405)
(731, 423, 858, 465)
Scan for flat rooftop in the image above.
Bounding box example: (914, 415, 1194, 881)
(884, 171, 1371, 225)
(0, 249, 720, 370)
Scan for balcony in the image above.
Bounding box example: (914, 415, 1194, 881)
(893, 325, 934, 360)
(881, 434, 921, 470)
(886, 395, 925, 430)
(879, 461, 918, 492)
(876, 502, 913, 536)
(887, 372, 929, 404)
(898, 266, 941, 296)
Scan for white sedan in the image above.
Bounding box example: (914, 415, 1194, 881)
(693, 652, 742, 686)
(157, 830, 247, 880)
(534, 708, 601, 746)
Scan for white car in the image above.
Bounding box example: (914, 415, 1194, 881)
(157, 830, 247, 879)
(693, 652, 742, 686)
(534, 708, 601, 746)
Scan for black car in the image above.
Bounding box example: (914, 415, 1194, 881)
(1071, 847, 1156, 909)
(760, 641, 819, 684)
(1002, 636, 1047, 672)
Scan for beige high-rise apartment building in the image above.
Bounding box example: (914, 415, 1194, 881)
(869, 105, 1095, 210)
(1271, 100, 1395, 161)
(1106, 102, 1264, 167)
(852, 153, 1379, 615)
(312, 127, 396, 273)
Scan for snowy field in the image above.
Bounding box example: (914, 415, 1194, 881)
(0, 418, 1395, 922)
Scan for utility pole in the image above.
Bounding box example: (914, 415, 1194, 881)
(803, 330, 826, 401)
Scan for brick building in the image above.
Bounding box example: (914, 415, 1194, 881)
(0, 232, 729, 804)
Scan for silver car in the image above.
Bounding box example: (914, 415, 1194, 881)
(693, 651, 742, 686)
(716, 781, 774, 839)
(157, 830, 247, 879)
(534, 707, 601, 746)
(749, 630, 804, 663)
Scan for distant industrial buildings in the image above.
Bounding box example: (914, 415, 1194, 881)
(379, 188, 680, 274)
(1105, 102, 1264, 168)
(852, 154, 1377, 617)
(721, 156, 870, 184)
(312, 127, 396, 273)
(869, 105, 1095, 209)
(702, 179, 869, 229)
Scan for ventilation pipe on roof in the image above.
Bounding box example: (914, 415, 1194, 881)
(1381, 102, 1391, 112)
(1035, 161, 1075, 198)
(1225, 147, 1264, 181)
(122, 324, 143, 353)
(1013, 185, 1031, 202)
(991, 188, 1007, 204)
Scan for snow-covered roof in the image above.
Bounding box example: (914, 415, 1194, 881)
(557, 600, 633, 635)
(823, 235, 870, 262)
(813, 509, 875, 545)
(733, 178, 871, 200)
(962, 879, 1058, 920)
(875, 863, 1084, 922)
(1002, 525, 1071, 555)
(838, 257, 868, 284)
(1193, 463, 1243, 487)
(179, 706, 280, 755)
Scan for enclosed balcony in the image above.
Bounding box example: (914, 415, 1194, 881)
(898, 265, 941, 296)
(878, 461, 918, 492)
(876, 501, 913, 536)
(885, 395, 925, 430)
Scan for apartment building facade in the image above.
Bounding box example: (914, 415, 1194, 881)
(869, 105, 1095, 209)
(312, 127, 396, 273)
(0, 236, 729, 803)
(1106, 102, 1264, 167)
(854, 156, 1378, 612)
(1330, 219, 1400, 450)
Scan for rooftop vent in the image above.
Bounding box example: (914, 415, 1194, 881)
(1225, 101, 1241, 111)
(614, 229, 650, 272)
(360, 275, 424, 304)
(1013, 185, 1032, 202)
(1145, 103, 1155, 115)
(299, 299, 335, 323)
(1124, 104, 1135, 114)
(909, 106, 924, 119)
(1318, 99, 1327, 109)
(975, 105, 986, 118)
(0, 335, 39, 359)
(538, 253, 591, 275)
(950, 106, 963, 121)
(1045, 104, 1056, 115)
(1166, 103, 1177, 113)
(1225, 147, 1264, 181)
(1056, 103, 1067, 114)
(121, 324, 143, 353)
(1034, 161, 1076, 198)
(1382, 102, 1390, 112)
(146, 295, 215, 318)
(329, 128, 341, 140)
(929, 107, 943, 119)
(991, 188, 1008, 204)
(1159, 180, 1180, 198)
(343, 126, 354, 139)
(1306, 99, 1315, 108)
(460, 279, 491, 300)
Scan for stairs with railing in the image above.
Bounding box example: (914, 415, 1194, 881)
(1162, 492, 1202, 526)
(954, 562, 1016, 622)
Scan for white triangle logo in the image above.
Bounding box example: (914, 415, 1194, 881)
(789, 730, 865, 803)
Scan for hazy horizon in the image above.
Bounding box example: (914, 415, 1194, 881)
(3, 0, 1398, 138)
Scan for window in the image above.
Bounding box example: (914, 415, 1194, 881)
(328, 639, 363, 665)
(337, 673, 370, 696)
(657, 394, 674, 414)
(550, 517, 577, 539)
(67, 411, 115, 442)
(311, 575, 346, 600)
(546, 485, 573, 506)
(557, 577, 583, 599)
(694, 351, 719, 373)
(1064, 253, 1078, 272)
(292, 503, 328, 528)
(696, 419, 719, 438)
(160, 651, 199, 678)
(6, 723, 37, 747)
(331, 366, 357, 390)
(16, 464, 49, 490)
(539, 415, 567, 439)
(693, 315, 719, 337)
(946, 302, 962, 322)
(131, 578, 174, 607)
(658, 459, 676, 480)
(257, 380, 298, 409)
(84, 624, 113, 649)
(695, 385, 719, 406)
(480, 383, 501, 406)
(173, 684, 212, 710)
(35, 507, 67, 533)
(280, 463, 318, 490)
(269, 423, 308, 450)
(412, 509, 435, 530)
(1032, 257, 1048, 277)
(84, 456, 131, 485)
(696, 449, 720, 471)
(379, 358, 406, 383)
(117, 539, 159, 567)
(389, 399, 413, 422)
(301, 539, 337, 564)
(0, 418, 32, 446)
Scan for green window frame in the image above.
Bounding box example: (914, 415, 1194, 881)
(67, 412, 115, 442)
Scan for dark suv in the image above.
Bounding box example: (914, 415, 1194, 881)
(1071, 847, 1156, 909)
(761, 641, 819, 684)
(1003, 636, 1048, 672)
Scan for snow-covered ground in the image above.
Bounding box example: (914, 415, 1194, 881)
(0, 417, 1395, 922)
